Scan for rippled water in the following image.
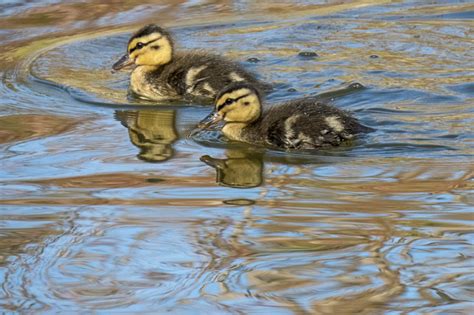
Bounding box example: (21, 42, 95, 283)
(1, 1, 473, 313)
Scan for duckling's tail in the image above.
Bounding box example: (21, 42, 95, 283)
(357, 123, 376, 134)
(259, 81, 274, 94)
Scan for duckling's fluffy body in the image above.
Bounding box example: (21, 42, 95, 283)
(200, 83, 372, 150)
(130, 51, 266, 101)
(230, 99, 370, 149)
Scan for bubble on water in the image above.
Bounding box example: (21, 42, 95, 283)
(146, 178, 165, 183)
(247, 57, 260, 63)
(298, 51, 318, 58)
(223, 199, 256, 206)
(349, 82, 365, 89)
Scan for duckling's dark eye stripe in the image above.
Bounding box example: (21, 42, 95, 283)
(129, 36, 162, 54)
(217, 93, 251, 111)
(217, 104, 225, 111)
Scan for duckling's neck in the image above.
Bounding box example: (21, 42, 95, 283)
(222, 117, 263, 142)
(222, 122, 249, 141)
(130, 65, 167, 100)
(136, 65, 161, 72)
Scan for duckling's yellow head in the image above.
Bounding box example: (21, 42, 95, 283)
(113, 24, 173, 71)
(199, 83, 262, 129)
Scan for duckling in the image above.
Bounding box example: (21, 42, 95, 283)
(113, 24, 270, 102)
(198, 83, 373, 150)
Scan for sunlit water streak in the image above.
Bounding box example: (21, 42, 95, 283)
(0, 0, 473, 313)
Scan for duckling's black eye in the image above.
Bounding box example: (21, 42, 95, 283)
(217, 98, 235, 111)
(129, 42, 146, 54)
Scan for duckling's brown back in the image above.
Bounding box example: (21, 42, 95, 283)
(149, 51, 270, 101)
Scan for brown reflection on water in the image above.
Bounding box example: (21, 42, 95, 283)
(17, 172, 213, 189)
(1, 158, 472, 312)
(188, 166, 471, 312)
(0, 224, 63, 267)
(190, 199, 405, 312)
(310, 226, 404, 313)
(0, 114, 81, 144)
(301, 162, 474, 194)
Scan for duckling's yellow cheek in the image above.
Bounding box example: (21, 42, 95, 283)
(220, 107, 236, 120)
(136, 52, 159, 66)
(223, 110, 237, 121)
(129, 51, 138, 61)
(135, 54, 147, 65)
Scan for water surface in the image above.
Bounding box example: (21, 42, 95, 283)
(0, 0, 473, 313)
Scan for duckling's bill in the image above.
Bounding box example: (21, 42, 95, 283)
(113, 54, 134, 71)
(198, 111, 223, 129)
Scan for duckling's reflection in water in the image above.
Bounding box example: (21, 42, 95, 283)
(200, 150, 263, 188)
(115, 110, 178, 162)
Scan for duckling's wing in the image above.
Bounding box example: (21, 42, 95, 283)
(169, 51, 268, 99)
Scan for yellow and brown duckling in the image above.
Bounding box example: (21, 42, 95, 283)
(198, 83, 373, 150)
(113, 24, 270, 102)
